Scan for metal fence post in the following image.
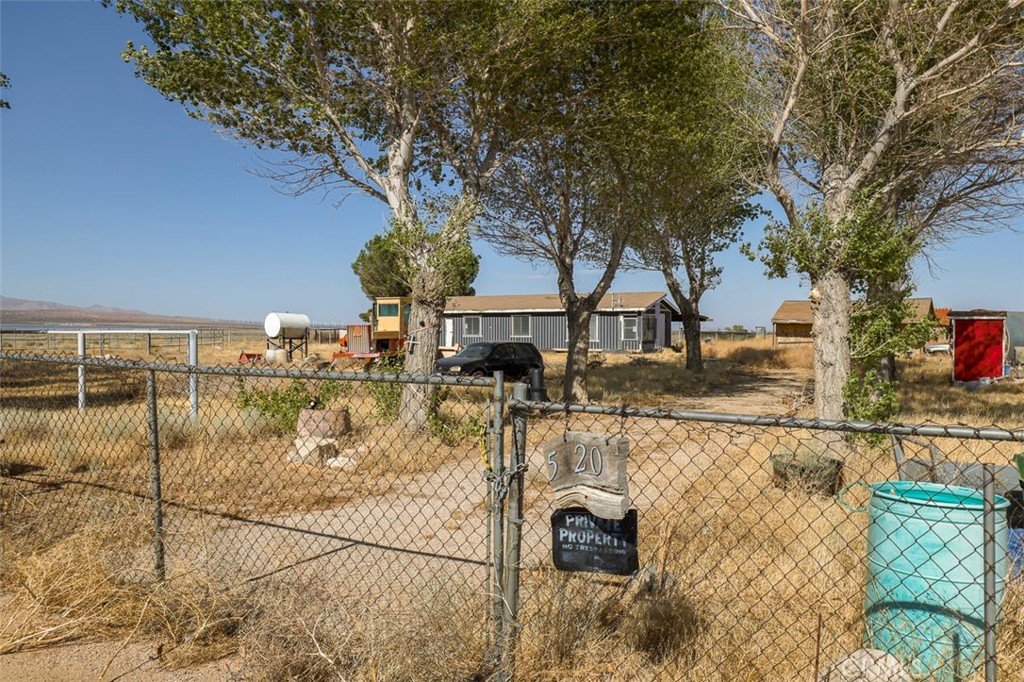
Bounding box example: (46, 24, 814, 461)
(982, 464, 997, 682)
(146, 370, 166, 581)
(77, 331, 86, 412)
(187, 330, 199, 419)
(502, 382, 528, 676)
(489, 371, 507, 675)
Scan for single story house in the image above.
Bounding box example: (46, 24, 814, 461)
(442, 292, 685, 353)
(771, 297, 937, 346)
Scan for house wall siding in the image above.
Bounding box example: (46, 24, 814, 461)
(445, 311, 651, 352)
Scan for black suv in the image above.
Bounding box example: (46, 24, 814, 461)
(437, 342, 544, 379)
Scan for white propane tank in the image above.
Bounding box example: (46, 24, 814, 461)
(264, 312, 310, 340)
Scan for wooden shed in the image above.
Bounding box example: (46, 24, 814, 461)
(949, 310, 1010, 383)
(771, 300, 814, 345)
(771, 297, 938, 347)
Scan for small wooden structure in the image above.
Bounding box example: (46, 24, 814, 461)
(372, 296, 412, 352)
(771, 297, 938, 347)
(771, 300, 814, 345)
(949, 309, 1010, 383)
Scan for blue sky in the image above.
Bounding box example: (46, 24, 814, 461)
(2, 1, 1021, 328)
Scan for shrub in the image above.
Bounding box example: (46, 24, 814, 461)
(235, 378, 343, 435)
(158, 412, 199, 450)
(425, 388, 485, 446)
(367, 355, 404, 422)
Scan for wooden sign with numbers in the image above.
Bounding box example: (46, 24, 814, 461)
(542, 431, 630, 519)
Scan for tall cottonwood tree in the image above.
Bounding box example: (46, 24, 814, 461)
(115, 0, 572, 427)
(478, 1, 712, 402)
(639, 179, 758, 372)
(630, 20, 759, 373)
(731, 0, 1024, 420)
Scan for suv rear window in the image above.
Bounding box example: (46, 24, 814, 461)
(513, 343, 541, 362)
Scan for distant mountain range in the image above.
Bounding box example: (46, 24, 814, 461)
(0, 296, 237, 327)
(0, 296, 149, 315)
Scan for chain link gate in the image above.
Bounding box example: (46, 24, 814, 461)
(499, 396, 1024, 682)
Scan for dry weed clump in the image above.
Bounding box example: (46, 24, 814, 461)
(704, 337, 814, 371)
(0, 507, 254, 668)
(239, 578, 491, 682)
(897, 354, 1024, 426)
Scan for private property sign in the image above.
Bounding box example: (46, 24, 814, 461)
(542, 431, 630, 519)
(551, 508, 639, 575)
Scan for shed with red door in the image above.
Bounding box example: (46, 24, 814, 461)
(948, 310, 1009, 383)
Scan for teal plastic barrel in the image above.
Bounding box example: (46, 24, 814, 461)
(863, 481, 1008, 681)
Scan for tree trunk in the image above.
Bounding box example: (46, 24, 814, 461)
(876, 354, 898, 383)
(811, 269, 851, 421)
(661, 268, 705, 372)
(398, 299, 442, 431)
(563, 304, 592, 403)
(681, 314, 703, 372)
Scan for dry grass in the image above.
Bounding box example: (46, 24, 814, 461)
(897, 353, 1024, 427)
(0, 505, 251, 668)
(237, 578, 491, 682)
(705, 337, 814, 372)
(542, 341, 813, 406)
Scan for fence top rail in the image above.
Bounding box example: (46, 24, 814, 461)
(508, 398, 1024, 443)
(0, 351, 497, 388)
(45, 329, 199, 335)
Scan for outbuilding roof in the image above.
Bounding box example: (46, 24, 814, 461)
(948, 309, 1008, 319)
(772, 298, 937, 324)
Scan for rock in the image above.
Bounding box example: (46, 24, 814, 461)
(339, 442, 370, 458)
(286, 436, 338, 464)
(324, 456, 358, 469)
(296, 408, 351, 439)
(818, 649, 911, 682)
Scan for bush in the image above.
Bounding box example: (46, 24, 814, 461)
(235, 378, 342, 435)
(367, 356, 404, 422)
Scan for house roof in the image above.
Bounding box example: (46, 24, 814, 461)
(445, 292, 685, 318)
(772, 298, 936, 325)
(771, 300, 813, 325)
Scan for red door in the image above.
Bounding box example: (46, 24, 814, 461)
(953, 318, 1005, 382)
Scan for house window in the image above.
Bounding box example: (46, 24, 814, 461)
(622, 316, 638, 341)
(377, 303, 399, 317)
(464, 316, 482, 337)
(512, 315, 531, 337)
(566, 315, 601, 342)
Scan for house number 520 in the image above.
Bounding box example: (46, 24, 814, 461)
(547, 443, 604, 481)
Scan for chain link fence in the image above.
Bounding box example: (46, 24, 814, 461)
(2, 352, 1022, 681)
(502, 397, 1024, 682)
